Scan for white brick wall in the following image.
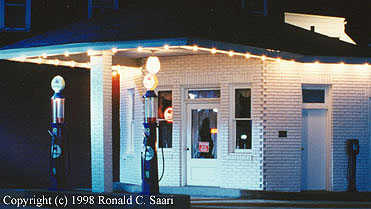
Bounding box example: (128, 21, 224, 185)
(119, 68, 143, 185)
(120, 54, 264, 190)
(262, 61, 370, 192)
(119, 54, 370, 192)
(90, 51, 113, 192)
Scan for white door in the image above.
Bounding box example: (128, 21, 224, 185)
(302, 109, 327, 190)
(186, 103, 219, 186)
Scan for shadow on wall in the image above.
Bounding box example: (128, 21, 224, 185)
(0, 60, 91, 189)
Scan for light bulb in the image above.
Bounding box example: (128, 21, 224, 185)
(146, 56, 161, 74)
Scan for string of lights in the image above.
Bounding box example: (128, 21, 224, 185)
(8, 45, 370, 74)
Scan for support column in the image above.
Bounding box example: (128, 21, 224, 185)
(90, 51, 113, 192)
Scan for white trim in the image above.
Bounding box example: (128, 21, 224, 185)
(126, 88, 135, 154)
(230, 84, 253, 153)
(180, 86, 186, 186)
(181, 85, 220, 186)
(0, 38, 189, 59)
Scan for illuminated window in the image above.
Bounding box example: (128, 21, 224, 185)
(234, 88, 252, 150)
(126, 89, 134, 153)
(0, 0, 31, 31)
(158, 91, 172, 148)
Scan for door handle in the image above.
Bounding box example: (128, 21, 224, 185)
(186, 148, 190, 151)
(301, 147, 304, 151)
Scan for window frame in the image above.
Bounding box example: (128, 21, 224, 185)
(184, 87, 221, 102)
(126, 88, 135, 154)
(0, 0, 31, 31)
(156, 88, 173, 149)
(230, 84, 253, 153)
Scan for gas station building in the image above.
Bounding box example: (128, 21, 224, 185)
(0, 8, 370, 193)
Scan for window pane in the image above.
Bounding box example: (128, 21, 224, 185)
(158, 91, 172, 148)
(188, 90, 220, 99)
(5, 6, 26, 28)
(302, 89, 325, 103)
(235, 89, 251, 118)
(158, 91, 172, 120)
(159, 121, 172, 148)
(236, 120, 252, 149)
(191, 109, 217, 158)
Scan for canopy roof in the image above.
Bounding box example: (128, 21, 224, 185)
(0, 2, 370, 65)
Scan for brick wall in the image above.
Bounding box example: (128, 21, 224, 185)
(263, 60, 370, 191)
(119, 54, 264, 190)
(119, 54, 370, 192)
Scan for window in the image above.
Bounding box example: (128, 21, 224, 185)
(242, 0, 268, 16)
(0, 0, 31, 31)
(126, 89, 135, 153)
(187, 89, 220, 99)
(158, 91, 172, 148)
(234, 88, 252, 150)
(302, 89, 325, 103)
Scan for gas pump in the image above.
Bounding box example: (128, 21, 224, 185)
(347, 139, 359, 192)
(141, 55, 161, 194)
(48, 75, 69, 190)
(141, 90, 159, 194)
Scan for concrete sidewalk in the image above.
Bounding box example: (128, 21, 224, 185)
(115, 183, 371, 201)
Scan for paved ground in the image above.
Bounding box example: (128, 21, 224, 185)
(191, 197, 371, 209)
(1, 198, 371, 208)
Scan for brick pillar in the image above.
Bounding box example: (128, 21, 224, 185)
(90, 51, 113, 192)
